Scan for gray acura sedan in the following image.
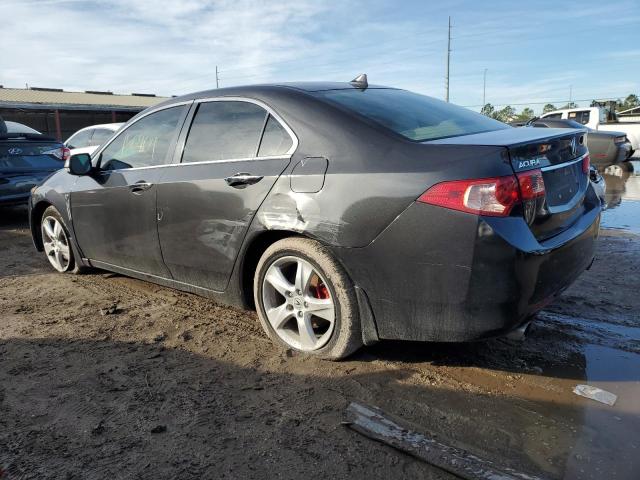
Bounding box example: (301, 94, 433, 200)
(29, 78, 601, 359)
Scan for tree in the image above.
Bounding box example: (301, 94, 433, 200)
(494, 105, 516, 123)
(515, 107, 535, 121)
(542, 104, 557, 114)
(480, 103, 495, 117)
(622, 94, 639, 110)
(481, 103, 516, 122)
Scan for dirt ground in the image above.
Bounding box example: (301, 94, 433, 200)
(1, 205, 639, 480)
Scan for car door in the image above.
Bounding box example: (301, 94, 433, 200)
(156, 98, 296, 291)
(70, 104, 189, 276)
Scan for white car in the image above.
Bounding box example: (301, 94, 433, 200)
(64, 123, 123, 157)
(540, 107, 639, 154)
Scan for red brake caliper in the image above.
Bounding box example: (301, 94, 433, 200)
(311, 276, 330, 299)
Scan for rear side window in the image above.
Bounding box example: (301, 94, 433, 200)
(100, 105, 186, 170)
(182, 101, 267, 163)
(314, 88, 508, 141)
(258, 115, 293, 156)
(568, 110, 590, 125)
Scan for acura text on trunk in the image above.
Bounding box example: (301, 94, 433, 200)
(28, 78, 601, 359)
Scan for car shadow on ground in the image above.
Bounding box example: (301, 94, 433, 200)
(1, 336, 639, 480)
(0, 205, 30, 229)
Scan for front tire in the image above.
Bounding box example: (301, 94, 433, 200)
(40, 206, 81, 274)
(254, 237, 362, 360)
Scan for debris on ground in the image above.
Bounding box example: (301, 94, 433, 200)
(99, 304, 119, 316)
(573, 384, 618, 406)
(150, 425, 167, 434)
(153, 332, 167, 342)
(345, 402, 547, 480)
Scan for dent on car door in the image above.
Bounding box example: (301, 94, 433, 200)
(70, 104, 189, 275)
(156, 99, 295, 291)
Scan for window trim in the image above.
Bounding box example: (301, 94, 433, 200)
(90, 97, 298, 172)
(176, 96, 298, 166)
(91, 100, 194, 171)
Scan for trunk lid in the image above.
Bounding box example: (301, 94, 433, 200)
(0, 137, 65, 173)
(0, 137, 65, 199)
(427, 127, 592, 241)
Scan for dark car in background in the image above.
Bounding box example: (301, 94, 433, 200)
(0, 117, 68, 206)
(28, 81, 601, 359)
(514, 117, 633, 169)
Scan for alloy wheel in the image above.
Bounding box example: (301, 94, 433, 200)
(262, 256, 336, 351)
(41, 216, 71, 272)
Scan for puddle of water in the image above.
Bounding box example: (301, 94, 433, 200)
(563, 344, 640, 479)
(601, 160, 640, 235)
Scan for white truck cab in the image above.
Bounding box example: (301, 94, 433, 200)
(541, 107, 640, 153)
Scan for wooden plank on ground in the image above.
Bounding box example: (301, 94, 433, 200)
(345, 402, 547, 480)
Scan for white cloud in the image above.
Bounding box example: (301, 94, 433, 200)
(0, 0, 637, 113)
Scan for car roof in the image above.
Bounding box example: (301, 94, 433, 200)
(161, 82, 395, 104)
(74, 123, 124, 132)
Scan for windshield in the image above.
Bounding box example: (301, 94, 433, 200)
(314, 88, 509, 141)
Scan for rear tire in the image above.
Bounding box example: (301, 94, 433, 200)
(40, 206, 83, 274)
(254, 237, 362, 360)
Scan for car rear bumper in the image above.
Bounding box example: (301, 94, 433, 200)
(0, 191, 31, 206)
(0, 170, 55, 206)
(333, 198, 600, 342)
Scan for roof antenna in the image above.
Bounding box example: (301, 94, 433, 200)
(350, 73, 368, 89)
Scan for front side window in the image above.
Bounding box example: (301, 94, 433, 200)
(544, 113, 562, 120)
(182, 101, 267, 163)
(66, 129, 93, 149)
(258, 115, 293, 156)
(100, 106, 185, 170)
(314, 88, 509, 142)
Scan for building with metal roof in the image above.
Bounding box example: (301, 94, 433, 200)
(0, 86, 167, 141)
(618, 105, 640, 123)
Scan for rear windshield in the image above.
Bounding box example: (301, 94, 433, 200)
(314, 88, 509, 141)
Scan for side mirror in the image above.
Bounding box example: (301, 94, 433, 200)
(68, 153, 92, 176)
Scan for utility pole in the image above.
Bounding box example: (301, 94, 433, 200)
(569, 84, 572, 105)
(482, 68, 487, 106)
(216, 66, 220, 89)
(445, 16, 451, 102)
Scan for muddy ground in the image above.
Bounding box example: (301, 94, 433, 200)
(1, 205, 639, 480)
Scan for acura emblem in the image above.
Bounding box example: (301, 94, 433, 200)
(8, 147, 22, 155)
(570, 137, 577, 156)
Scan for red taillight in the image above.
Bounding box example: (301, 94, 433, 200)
(418, 175, 520, 216)
(418, 169, 546, 217)
(582, 154, 590, 174)
(516, 168, 545, 200)
(43, 146, 71, 162)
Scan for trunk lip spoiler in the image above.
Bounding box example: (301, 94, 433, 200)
(540, 152, 588, 172)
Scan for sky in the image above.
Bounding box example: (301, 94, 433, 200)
(1, 0, 639, 114)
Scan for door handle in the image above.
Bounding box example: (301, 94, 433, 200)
(129, 181, 153, 194)
(224, 172, 264, 188)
